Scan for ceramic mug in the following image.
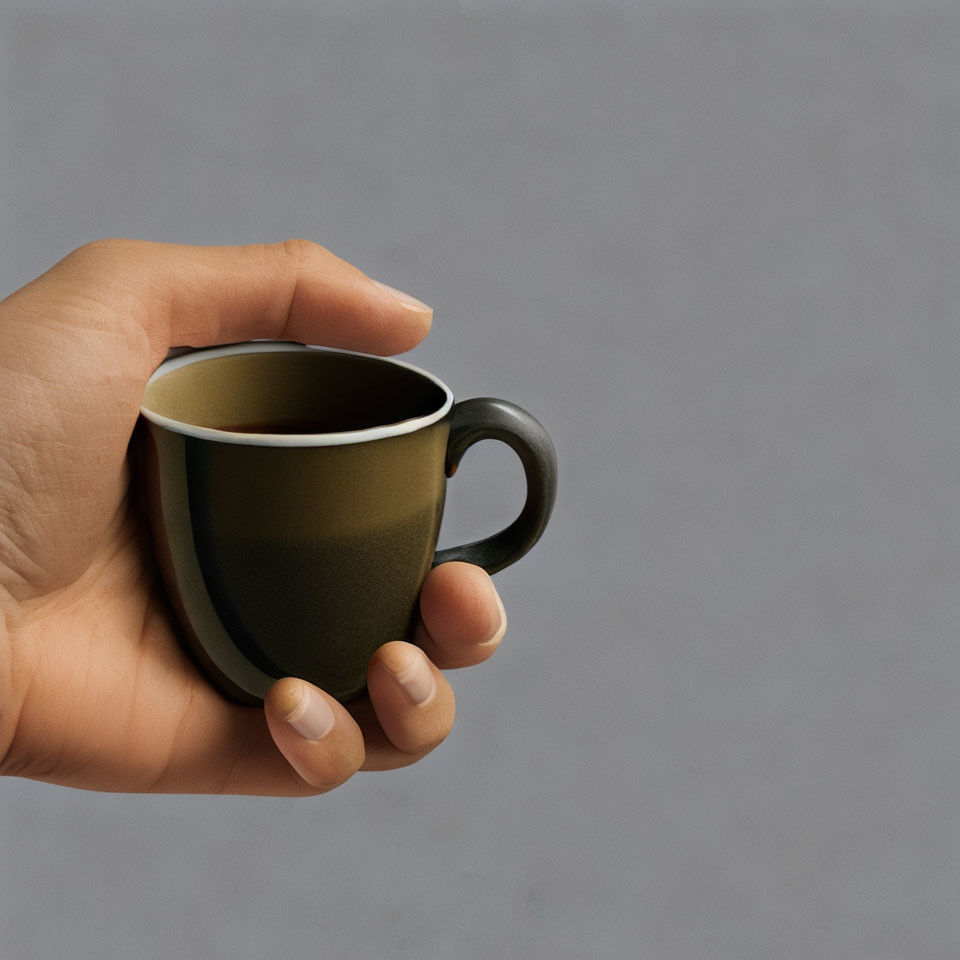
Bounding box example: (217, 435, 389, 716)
(139, 342, 557, 705)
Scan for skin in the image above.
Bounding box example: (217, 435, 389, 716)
(0, 238, 506, 796)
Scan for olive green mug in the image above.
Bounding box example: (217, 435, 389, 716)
(139, 342, 557, 705)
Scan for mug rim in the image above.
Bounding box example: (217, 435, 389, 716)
(139, 341, 455, 447)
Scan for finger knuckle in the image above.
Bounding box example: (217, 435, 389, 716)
(278, 237, 330, 263)
(64, 237, 138, 269)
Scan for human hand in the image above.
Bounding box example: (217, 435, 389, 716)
(0, 239, 507, 795)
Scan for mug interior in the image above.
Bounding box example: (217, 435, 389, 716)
(140, 344, 452, 443)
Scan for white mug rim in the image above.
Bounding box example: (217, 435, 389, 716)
(139, 341, 455, 447)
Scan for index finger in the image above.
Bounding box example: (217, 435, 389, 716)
(44, 237, 433, 367)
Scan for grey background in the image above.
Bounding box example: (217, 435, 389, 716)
(2, 1, 959, 957)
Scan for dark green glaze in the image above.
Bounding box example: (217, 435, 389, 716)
(143, 420, 448, 704)
(140, 345, 556, 705)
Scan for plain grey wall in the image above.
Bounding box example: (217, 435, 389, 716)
(3, 1, 960, 957)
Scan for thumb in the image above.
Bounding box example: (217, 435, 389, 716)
(37, 237, 434, 367)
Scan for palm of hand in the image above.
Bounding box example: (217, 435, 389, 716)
(0, 280, 200, 788)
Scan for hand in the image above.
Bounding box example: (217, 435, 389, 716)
(0, 239, 507, 795)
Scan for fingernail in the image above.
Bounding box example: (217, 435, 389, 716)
(393, 647, 437, 705)
(372, 279, 432, 313)
(281, 681, 336, 741)
(482, 582, 508, 647)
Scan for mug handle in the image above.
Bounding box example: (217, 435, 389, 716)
(433, 398, 558, 575)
